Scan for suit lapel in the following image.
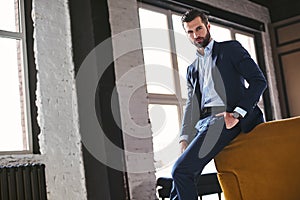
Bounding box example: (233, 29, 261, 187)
(187, 58, 202, 117)
(212, 41, 220, 67)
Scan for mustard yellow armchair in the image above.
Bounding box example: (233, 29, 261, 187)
(215, 116, 300, 200)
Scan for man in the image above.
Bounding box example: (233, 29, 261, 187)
(170, 9, 267, 200)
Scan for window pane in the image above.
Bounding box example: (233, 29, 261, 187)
(0, 37, 27, 151)
(172, 14, 196, 99)
(143, 51, 176, 94)
(149, 104, 181, 177)
(0, 0, 20, 32)
(235, 33, 257, 63)
(210, 24, 232, 42)
(139, 8, 175, 94)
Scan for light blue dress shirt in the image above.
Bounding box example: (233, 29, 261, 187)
(197, 40, 224, 109)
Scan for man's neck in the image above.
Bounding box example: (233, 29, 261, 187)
(197, 48, 205, 56)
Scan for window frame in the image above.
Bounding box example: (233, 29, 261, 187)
(0, 0, 34, 154)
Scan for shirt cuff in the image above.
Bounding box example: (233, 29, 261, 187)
(179, 135, 189, 143)
(234, 107, 247, 118)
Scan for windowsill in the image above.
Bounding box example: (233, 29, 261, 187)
(0, 152, 42, 163)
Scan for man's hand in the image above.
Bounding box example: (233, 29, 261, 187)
(180, 140, 188, 153)
(225, 112, 239, 129)
(216, 112, 239, 129)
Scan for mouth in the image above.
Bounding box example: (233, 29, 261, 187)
(196, 38, 204, 43)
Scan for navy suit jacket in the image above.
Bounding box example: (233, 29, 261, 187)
(181, 40, 267, 142)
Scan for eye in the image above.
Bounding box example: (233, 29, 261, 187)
(196, 26, 202, 31)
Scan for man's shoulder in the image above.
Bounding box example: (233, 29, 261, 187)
(215, 40, 241, 48)
(188, 58, 198, 68)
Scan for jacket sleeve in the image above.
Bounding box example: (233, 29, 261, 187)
(230, 41, 267, 115)
(179, 67, 197, 143)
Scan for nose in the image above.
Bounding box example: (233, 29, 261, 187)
(193, 32, 198, 39)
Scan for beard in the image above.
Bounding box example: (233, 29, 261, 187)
(192, 30, 211, 49)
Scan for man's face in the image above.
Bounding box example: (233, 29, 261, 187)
(183, 16, 211, 48)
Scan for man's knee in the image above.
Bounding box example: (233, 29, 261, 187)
(171, 161, 183, 180)
(171, 161, 192, 180)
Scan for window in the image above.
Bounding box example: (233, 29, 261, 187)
(0, 0, 32, 153)
(138, 4, 265, 179)
(139, 6, 186, 178)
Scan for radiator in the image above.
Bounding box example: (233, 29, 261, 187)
(0, 163, 47, 200)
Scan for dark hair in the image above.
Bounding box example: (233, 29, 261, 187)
(181, 9, 209, 26)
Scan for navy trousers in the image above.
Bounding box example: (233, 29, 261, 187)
(170, 115, 241, 200)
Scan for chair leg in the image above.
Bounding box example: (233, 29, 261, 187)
(218, 193, 222, 200)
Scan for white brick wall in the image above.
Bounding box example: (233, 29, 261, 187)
(32, 0, 87, 199)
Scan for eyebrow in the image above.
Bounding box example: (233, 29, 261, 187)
(187, 25, 202, 33)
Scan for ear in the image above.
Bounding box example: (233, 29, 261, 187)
(207, 22, 211, 31)
(183, 23, 188, 33)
